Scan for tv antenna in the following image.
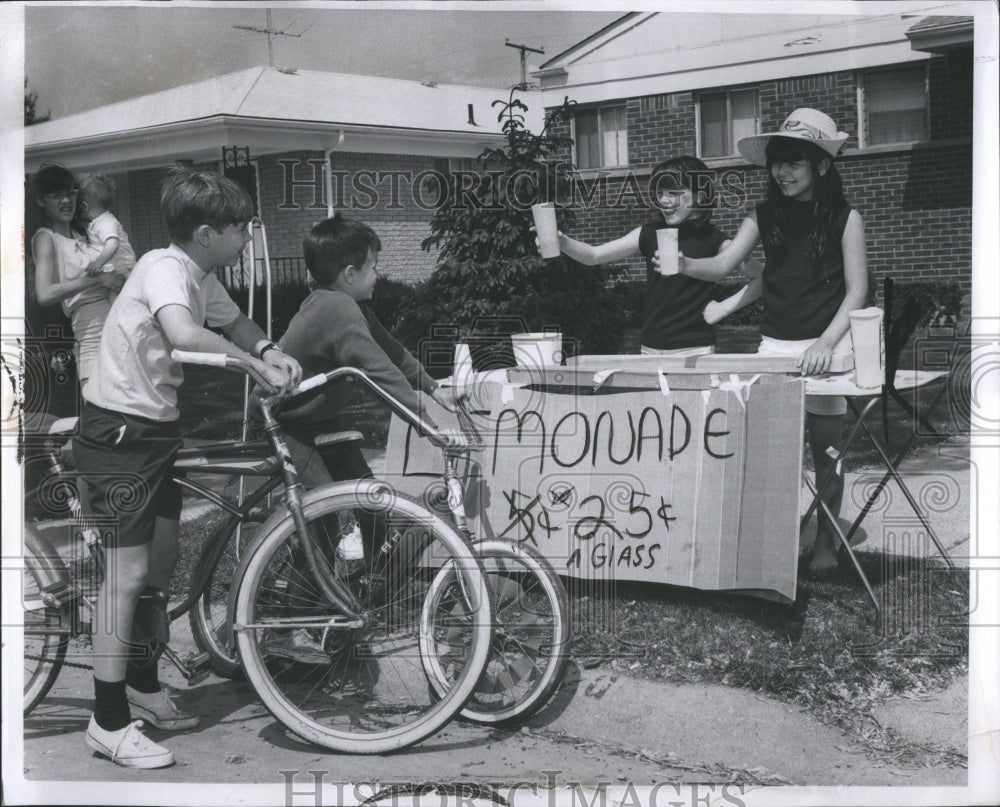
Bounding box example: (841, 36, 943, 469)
(234, 9, 302, 68)
(505, 40, 545, 90)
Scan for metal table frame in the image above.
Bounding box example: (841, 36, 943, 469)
(802, 371, 955, 614)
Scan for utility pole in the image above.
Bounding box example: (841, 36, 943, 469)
(505, 40, 545, 90)
(234, 9, 301, 68)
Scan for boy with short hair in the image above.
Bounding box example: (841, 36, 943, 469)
(259, 215, 462, 617)
(73, 167, 301, 769)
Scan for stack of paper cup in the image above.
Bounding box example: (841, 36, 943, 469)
(655, 228, 679, 275)
(848, 307, 885, 389)
(531, 203, 560, 259)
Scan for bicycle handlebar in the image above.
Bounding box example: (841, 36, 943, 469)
(170, 350, 475, 453)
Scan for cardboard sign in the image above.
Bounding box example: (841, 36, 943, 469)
(383, 376, 805, 602)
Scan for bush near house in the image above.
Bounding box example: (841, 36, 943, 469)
(393, 92, 628, 372)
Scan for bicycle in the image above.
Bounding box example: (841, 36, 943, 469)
(23, 418, 286, 707)
(221, 355, 570, 734)
(22, 352, 496, 753)
(187, 354, 570, 726)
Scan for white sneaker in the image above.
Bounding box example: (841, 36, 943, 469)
(86, 716, 174, 769)
(126, 686, 200, 730)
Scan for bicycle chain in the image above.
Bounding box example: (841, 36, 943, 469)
(23, 652, 93, 671)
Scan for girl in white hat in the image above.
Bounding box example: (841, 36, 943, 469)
(678, 108, 868, 576)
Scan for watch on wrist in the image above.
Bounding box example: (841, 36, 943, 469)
(257, 341, 283, 359)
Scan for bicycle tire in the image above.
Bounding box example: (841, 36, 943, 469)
(189, 519, 263, 680)
(23, 551, 69, 716)
(422, 539, 570, 725)
(232, 481, 493, 754)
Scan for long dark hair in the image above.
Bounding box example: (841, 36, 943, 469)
(26, 163, 87, 241)
(648, 154, 715, 226)
(763, 137, 847, 273)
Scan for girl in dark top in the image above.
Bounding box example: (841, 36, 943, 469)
(681, 108, 869, 576)
(555, 155, 761, 354)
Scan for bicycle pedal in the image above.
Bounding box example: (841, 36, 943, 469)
(38, 579, 79, 609)
(182, 651, 213, 685)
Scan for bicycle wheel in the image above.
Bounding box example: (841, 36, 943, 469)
(232, 481, 493, 754)
(422, 539, 570, 726)
(23, 556, 69, 716)
(189, 518, 263, 679)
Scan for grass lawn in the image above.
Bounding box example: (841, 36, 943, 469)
(172, 324, 969, 767)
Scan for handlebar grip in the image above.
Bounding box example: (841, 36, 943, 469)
(291, 373, 328, 396)
(170, 349, 229, 367)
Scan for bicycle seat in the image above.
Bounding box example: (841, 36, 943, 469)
(47, 417, 79, 436)
(314, 430, 363, 448)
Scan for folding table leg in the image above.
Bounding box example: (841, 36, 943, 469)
(803, 475, 880, 615)
(843, 385, 948, 545)
(849, 393, 956, 570)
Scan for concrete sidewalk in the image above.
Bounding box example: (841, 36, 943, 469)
(20, 622, 969, 788)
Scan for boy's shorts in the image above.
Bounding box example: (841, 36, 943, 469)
(757, 334, 851, 416)
(72, 402, 182, 549)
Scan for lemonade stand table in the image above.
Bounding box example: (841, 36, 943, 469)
(383, 355, 817, 604)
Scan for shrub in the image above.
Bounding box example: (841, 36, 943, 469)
(397, 91, 628, 370)
(368, 276, 413, 333)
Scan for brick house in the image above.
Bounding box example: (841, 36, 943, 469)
(25, 66, 536, 287)
(533, 12, 974, 300)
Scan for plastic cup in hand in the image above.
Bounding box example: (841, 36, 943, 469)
(848, 307, 885, 389)
(531, 203, 560, 259)
(655, 228, 679, 275)
(453, 342, 474, 389)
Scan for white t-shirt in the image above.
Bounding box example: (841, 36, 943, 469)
(86, 211, 137, 273)
(83, 243, 241, 421)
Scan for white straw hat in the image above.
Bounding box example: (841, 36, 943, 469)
(737, 107, 849, 167)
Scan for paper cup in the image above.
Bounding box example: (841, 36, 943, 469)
(655, 228, 679, 275)
(531, 203, 560, 259)
(511, 332, 562, 369)
(848, 307, 885, 389)
(453, 342, 474, 388)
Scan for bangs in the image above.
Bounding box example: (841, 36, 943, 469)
(33, 165, 78, 195)
(765, 137, 821, 164)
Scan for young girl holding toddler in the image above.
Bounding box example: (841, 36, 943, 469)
(555, 154, 761, 355)
(29, 165, 125, 386)
(680, 108, 869, 575)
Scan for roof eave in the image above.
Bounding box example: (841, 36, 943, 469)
(905, 18, 974, 53)
(25, 115, 507, 173)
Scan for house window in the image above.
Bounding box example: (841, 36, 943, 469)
(862, 64, 928, 145)
(575, 105, 628, 169)
(698, 88, 759, 158)
(449, 157, 482, 174)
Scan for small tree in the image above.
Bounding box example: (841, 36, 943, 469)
(397, 90, 626, 365)
(24, 78, 50, 126)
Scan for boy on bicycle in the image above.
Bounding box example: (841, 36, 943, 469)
(73, 167, 302, 768)
(250, 214, 463, 660)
